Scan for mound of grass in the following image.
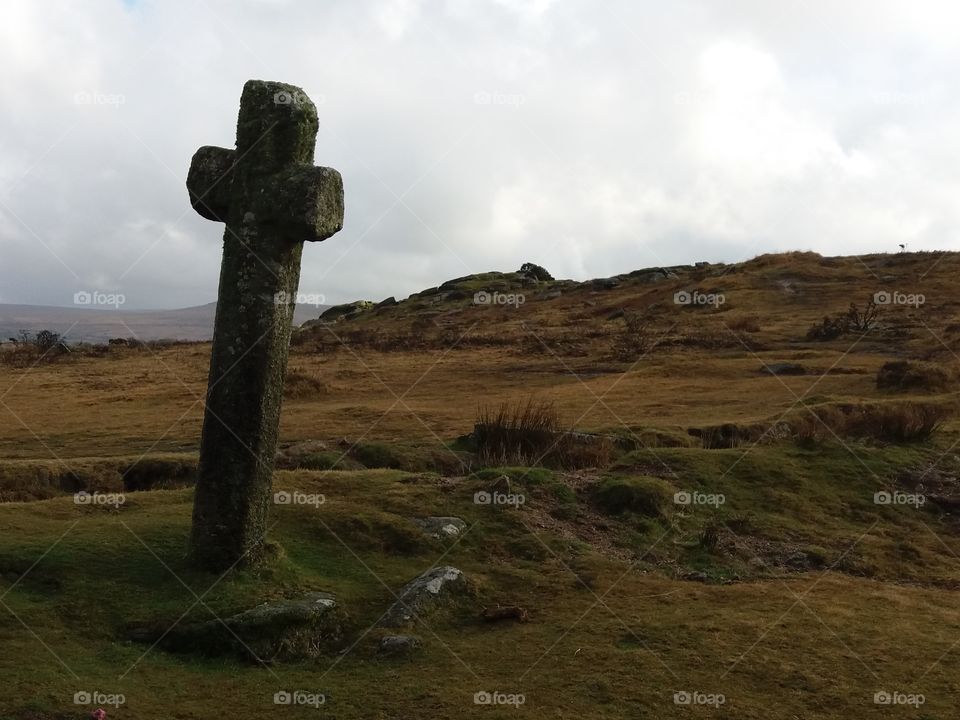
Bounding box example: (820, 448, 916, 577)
(790, 400, 953, 443)
(591, 476, 675, 517)
(474, 398, 614, 469)
(876, 360, 953, 393)
(293, 451, 365, 471)
(0, 454, 198, 501)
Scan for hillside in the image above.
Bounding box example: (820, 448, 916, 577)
(1, 250, 959, 719)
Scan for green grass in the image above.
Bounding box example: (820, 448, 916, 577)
(2, 442, 960, 717)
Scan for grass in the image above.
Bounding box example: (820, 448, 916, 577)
(4, 251, 960, 717)
(2, 455, 960, 718)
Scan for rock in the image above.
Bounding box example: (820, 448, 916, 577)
(375, 296, 397, 308)
(591, 277, 620, 290)
(378, 634, 422, 657)
(413, 516, 467, 539)
(695, 261, 710, 268)
(606, 308, 626, 321)
(519, 262, 554, 281)
(378, 566, 468, 627)
(320, 300, 373, 322)
(135, 591, 345, 662)
(540, 290, 562, 300)
(761, 363, 807, 376)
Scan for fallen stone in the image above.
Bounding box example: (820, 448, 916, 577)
(135, 591, 345, 662)
(378, 566, 468, 628)
(413, 517, 467, 540)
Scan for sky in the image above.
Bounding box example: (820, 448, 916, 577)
(0, 0, 958, 309)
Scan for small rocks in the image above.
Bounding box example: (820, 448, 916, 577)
(378, 634, 422, 657)
(412, 516, 467, 540)
(378, 566, 468, 628)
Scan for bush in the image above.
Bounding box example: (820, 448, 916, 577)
(789, 401, 952, 443)
(591, 476, 674, 517)
(474, 399, 613, 469)
(612, 312, 654, 361)
(284, 367, 329, 399)
(806, 299, 882, 340)
(876, 360, 952, 393)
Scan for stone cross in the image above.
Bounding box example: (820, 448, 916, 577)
(185, 80, 343, 571)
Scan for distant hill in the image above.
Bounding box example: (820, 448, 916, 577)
(0, 301, 327, 344)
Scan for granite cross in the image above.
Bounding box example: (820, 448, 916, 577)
(185, 79, 343, 571)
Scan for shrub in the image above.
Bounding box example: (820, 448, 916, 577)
(876, 360, 952, 393)
(284, 367, 328, 399)
(727, 315, 761, 333)
(474, 399, 613, 469)
(790, 401, 952, 443)
(806, 299, 882, 340)
(591, 476, 674, 517)
(612, 312, 654, 361)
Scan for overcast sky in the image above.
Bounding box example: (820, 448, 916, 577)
(1, 0, 958, 309)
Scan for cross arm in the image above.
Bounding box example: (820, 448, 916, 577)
(263, 165, 344, 242)
(186, 146, 237, 222)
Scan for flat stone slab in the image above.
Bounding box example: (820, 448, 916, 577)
(135, 591, 345, 662)
(378, 566, 467, 628)
(412, 516, 467, 539)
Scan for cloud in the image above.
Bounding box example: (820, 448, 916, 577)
(0, 0, 957, 309)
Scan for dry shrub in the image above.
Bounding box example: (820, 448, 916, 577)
(474, 398, 612, 469)
(790, 401, 952, 443)
(727, 315, 761, 333)
(284, 367, 329, 399)
(612, 312, 654, 361)
(806, 299, 882, 340)
(876, 360, 952, 393)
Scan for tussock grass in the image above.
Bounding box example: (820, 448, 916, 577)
(474, 398, 613, 469)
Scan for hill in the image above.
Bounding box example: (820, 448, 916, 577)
(1, 250, 959, 718)
(0, 301, 325, 345)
